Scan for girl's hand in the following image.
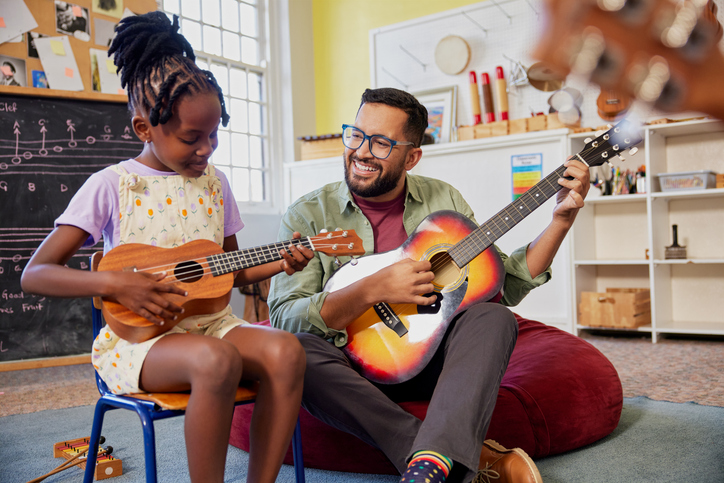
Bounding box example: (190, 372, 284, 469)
(279, 232, 315, 275)
(105, 270, 187, 325)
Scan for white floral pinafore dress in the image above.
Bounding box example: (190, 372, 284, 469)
(92, 164, 247, 395)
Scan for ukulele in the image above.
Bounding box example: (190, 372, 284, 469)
(324, 120, 642, 384)
(97, 231, 364, 343)
(533, 0, 724, 119)
(597, 88, 632, 121)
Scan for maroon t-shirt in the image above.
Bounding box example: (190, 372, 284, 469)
(352, 191, 408, 253)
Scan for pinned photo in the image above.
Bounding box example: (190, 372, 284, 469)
(27, 31, 49, 59)
(32, 70, 49, 88)
(0, 55, 27, 87)
(55, 1, 91, 42)
(92, 0, 124, 20)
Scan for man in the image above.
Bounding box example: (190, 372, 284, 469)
(1, 62, 21, 87)
(269, 87, 590, 483)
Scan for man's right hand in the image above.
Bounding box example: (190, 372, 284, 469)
(368, 258, 437, 306)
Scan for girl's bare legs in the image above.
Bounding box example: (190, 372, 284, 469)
(222, 325, 306, 483)
(139, 333, 243, 483)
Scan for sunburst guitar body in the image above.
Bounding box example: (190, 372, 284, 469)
(325, 211, 505, 384)
(325, 120, 643, 384)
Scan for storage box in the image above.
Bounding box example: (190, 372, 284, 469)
(717, 173, 724, 189)
(299, 134, 344, 160)
(457, 125, 474, 141)
(579, 288, 651, 328)
(527, 114, 547, 132)
(657, 170, 717, 191)
(508, 118, 528, 134)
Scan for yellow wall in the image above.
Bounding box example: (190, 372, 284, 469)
(312, 0, 482, 135)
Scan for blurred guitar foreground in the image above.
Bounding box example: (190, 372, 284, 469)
(534, 0, 724, 121)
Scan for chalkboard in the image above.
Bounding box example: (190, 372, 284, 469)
(0, 94, 143, 361)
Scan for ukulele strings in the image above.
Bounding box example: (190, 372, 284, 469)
(129, 235, 355, 284)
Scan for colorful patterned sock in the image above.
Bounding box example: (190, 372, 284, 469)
(399, 450, 453, 483)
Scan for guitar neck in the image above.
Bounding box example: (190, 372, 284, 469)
(207, 237, 313, 276)
(449, 165, 567, 268)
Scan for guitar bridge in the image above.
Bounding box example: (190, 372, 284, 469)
(373, 302, 408, 338)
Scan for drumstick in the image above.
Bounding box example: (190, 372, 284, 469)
(27, 446, 112, 483)
(481, 72, 495, 123)
(468, 71, 482, 125)
(495, 66, 509, 121)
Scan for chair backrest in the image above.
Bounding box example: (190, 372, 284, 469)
(90, 252, 111, 397)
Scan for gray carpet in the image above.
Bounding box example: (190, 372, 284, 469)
(1, 397, 722, 483)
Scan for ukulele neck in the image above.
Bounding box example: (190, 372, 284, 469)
(207, 238, 313, 276)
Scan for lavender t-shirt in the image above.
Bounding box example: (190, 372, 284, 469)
(55, 159, 244, 253)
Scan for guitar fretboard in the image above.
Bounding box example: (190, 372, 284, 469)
(449, 165, 567, 268)
(207, 238, 313, 276)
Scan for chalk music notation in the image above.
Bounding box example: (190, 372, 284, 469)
(0, 98, 143, 360)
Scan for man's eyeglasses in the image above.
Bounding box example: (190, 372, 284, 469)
(341, 124, 415, 160)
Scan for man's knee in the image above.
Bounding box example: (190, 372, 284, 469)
(459, 303, 519, 341)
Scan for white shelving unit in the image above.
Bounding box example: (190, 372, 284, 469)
(570, 119, 724, 342)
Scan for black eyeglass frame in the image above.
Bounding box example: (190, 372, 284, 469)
(341, 124, 416, 160)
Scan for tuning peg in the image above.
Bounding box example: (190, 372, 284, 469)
(618, 154, 626, 162)
(319, 228, 328, 233)
(597, 0, 626, 12)
(335, 227, 342, 231)
(629, 147, 639, 156)
(334, 256, 341, 267)
(585, 137, 593, 144)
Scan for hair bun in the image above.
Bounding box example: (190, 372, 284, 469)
(109, 12, 195, 89)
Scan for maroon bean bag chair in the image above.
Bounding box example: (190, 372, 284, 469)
(229, 314, 623, 473)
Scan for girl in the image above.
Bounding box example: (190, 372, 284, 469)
(21, 12, 313, 483)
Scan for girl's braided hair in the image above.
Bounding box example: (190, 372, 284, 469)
(109, 11, 230, 127)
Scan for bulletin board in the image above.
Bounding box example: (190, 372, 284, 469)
(0, 0, 156, 100)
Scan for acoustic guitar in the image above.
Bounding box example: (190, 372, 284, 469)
(324, 120, 642, 384)
(97, 231, 364, 343)
(534, 0, 724, 120)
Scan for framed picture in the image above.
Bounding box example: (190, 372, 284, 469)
(412, 86, 457, 144)
(0, 55, 27, 87)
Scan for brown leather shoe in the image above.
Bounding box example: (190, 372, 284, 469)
(474, 440, 543, 483)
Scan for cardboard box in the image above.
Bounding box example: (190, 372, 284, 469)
(299, 135, 344, 160)
(473, 123, 492, 138)
(579, 288, 651, 328)
(457, 125, 475, 141)
(528, 114, 547, 132)
(717, 173, 724, 189)
(508, 118, 528, 134)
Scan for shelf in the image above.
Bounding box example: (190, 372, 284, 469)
(650, 187, 724, 201)
(648, 118, 724, 137)
(653, 259, 724, 265)
(585, 193, 648, 204)
(574, 260, 650, 266)
(655, 320, 724, 336)
(576, 324, 653, 333)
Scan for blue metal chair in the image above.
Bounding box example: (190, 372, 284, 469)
(84, 252, 305, 483)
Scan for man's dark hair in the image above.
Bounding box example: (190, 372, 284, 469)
(109, 11, 229, 127)
(3, 62, 16, 74)
(359, 88, 428, 147)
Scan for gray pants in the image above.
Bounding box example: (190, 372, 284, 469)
(296, 302, 518, 482)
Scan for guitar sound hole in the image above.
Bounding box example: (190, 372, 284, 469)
(429, 251, 460, 288)
(174, 260, 203, 283)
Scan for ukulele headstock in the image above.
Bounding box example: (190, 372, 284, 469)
(579, 118, 643, 168)
(310, 230, 366, 257)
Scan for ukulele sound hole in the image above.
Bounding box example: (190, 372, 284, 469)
(174, 260, 203, 283)
(429, 251, 461, 288)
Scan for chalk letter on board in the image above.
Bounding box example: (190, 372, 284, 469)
(61, 184, 68, 192)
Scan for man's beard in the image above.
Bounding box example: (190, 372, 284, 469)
(344, 153, 404, 198)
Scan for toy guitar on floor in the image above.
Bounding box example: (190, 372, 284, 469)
(325, 120, 642, 384)
(534, 0, 724, 120)
(97, 231, 364, 343)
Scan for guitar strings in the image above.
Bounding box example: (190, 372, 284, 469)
(367, 137, 614, 324)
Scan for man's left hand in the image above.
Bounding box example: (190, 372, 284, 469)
(554, 157, 590, 225)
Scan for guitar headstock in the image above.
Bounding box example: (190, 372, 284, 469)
(310, 230, 366, 257)
(534, 0, 724, 120)
(578, 118, 643, 167)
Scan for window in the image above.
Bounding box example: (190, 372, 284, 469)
(162, 0, 270, 205)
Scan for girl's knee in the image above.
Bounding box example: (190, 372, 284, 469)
(191, 340, 243, 388)
(262, 331, 306, 381)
